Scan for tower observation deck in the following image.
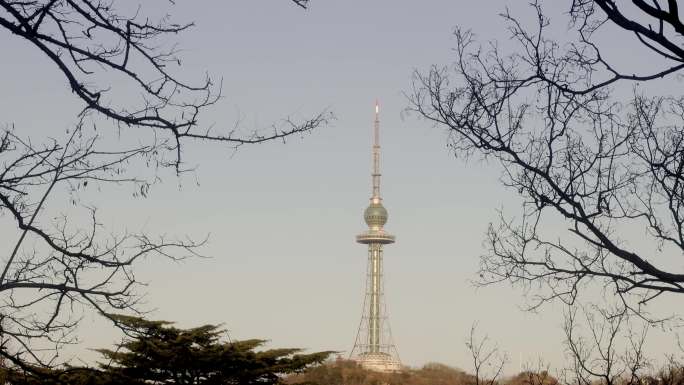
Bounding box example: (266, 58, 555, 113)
(350, 102, 401, 373)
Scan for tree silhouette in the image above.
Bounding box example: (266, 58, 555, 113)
(410, 0, 684, 318)
(0, 0, 329, 369)
(561, 304, 649, 385)
(1, 314, 332, 385)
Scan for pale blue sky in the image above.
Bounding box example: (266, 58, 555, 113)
(1, 0, 681, 372)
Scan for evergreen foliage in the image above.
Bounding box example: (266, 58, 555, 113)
(0, 315, 332, 385)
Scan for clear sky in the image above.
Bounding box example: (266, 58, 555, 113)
(1, 0, 680, 373)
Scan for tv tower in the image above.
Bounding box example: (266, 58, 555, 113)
(350, 101, 401, 372)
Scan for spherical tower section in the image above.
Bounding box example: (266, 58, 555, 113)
(364, 201, 388, 229)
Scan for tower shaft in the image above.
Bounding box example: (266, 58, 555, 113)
(368, 243, 383, 352)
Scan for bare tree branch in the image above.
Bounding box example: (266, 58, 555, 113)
(409, 0, 684, 318)
(561, 304, 650, 385)
(466, 323, 508, 385)
(291, 0, 309, 9)
(0, 0, 324, 370)
(0, 123, 209, 367)
(0, 0, 328, 170)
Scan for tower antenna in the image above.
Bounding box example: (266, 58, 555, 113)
(372, 100, 381, 202)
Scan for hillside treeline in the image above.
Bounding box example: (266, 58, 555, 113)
(287, 361, 474, 385)
(287, 359, 684, 385)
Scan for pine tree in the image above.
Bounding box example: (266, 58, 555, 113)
(1, 315, 332, 385)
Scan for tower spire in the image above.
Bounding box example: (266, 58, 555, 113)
(372, 100, 381, 202)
